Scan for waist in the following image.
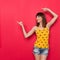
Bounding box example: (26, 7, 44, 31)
(34, 39, 49, 48)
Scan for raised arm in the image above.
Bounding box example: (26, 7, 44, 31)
(17, 21, 36, 38)
(42, 8, 58, 28)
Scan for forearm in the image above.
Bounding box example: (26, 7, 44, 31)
(47, 9, 58, 17)
(21, 24, 27, 38)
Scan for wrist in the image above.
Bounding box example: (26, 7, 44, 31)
(47, 9, 51, 12)
(21, 24, 23, 27)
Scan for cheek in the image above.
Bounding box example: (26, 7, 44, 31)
(36, 18, 42, 22)
(37, 19, 42, 22)
(40, 17, 42, 21)
(36, 18, 42, 21)
(37, 20, 41, 22)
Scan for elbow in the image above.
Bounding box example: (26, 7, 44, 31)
(54, 15, 58, 19)
(56, 15, 58, 19)
(25, 35, 28, 38)
(56, 14, 58, 17)
(56, 15, 58, 18)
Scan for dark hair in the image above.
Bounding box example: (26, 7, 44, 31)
(36, 12, 47, 27)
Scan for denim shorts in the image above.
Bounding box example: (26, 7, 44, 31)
(32, 46, 49, 55)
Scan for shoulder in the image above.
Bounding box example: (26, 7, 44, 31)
(33, 26, 38, 31)
(33, 26, 37, 29)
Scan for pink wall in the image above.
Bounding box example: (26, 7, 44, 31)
(0, 0, 60, 60)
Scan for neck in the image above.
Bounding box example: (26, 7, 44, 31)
(39, 22, 43, 28)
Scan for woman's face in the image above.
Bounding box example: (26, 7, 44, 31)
(36, 16, 42, 23)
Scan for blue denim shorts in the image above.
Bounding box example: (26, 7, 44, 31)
(32, 46, 49, 55)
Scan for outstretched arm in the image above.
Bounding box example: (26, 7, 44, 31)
(42, 8, 58, 28)
(17, 21, 36, 38)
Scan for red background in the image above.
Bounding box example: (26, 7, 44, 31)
(0, 0, 60, 60)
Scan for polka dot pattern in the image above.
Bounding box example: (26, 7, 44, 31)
(34, 27, 49, 48)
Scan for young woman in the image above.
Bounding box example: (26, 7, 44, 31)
(17, 8, 58, 60)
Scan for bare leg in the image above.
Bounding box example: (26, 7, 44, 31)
(40, 54, 48, 60)
(34, 54, 41, 60)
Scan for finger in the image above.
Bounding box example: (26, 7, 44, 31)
(17, 21, 20, 24)
(17, 21, 19, 23)
(41, 8, 44, 10)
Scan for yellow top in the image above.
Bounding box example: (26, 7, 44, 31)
(34, 27, 49, 48)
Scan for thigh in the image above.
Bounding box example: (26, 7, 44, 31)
(34, 54, 41, 60)
(40, 55, 48, 60)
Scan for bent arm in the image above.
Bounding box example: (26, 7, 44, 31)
(46, 9, 58, 28)
(21, 24, 36, 38)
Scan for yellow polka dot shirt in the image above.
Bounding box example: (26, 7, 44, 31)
(34, 27, 49, 48)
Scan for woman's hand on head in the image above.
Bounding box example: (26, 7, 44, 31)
(17, 21, 23, 26)
(42, 8, 50, 11)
